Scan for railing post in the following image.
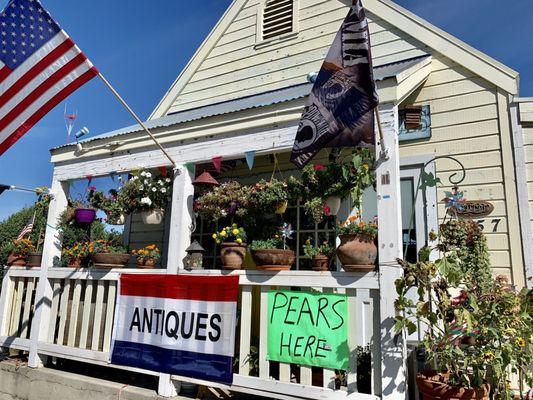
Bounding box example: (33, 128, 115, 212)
(157, 164, 194, 396)
(375, 104, 407, 399)
(166, 165, 195, 274)
(28, 177, 69, 368)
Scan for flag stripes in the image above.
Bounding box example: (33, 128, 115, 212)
(0, 0, 98, 156)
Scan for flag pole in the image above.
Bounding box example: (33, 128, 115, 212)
(1, 185, 49, 195)
(97, 73, 177, 168)
(374, 108, 389, 160)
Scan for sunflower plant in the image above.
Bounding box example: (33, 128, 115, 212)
(212, 224, 247, 245)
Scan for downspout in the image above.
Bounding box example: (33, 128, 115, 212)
(509, 98, 533, 288)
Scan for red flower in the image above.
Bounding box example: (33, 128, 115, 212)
(323, 204, 331, 216)
(314, 165, 326, 171)
(88, 186, 97, 191)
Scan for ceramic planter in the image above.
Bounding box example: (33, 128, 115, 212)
(275, 201, 288, 215)
(416, 371, 490, 400)
(68, 258, 83, 268)
(220, 242, 247, 270)
(251, 249, 295, 271)
(91, 253, 130, 268)
(311, 254, 330, 271)
(337, 234, 377, 272)
(74, 208, 96, 224)
(325, 196, 342, 216)
(141, 208, 165, 225)
(7, 253, 26, 267)
(27, 252, 42, 268)
(137, 258, 158, 269)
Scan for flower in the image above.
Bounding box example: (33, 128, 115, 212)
(516, 337, 526, 347)
(362, 163, 369, 171)
(152, 187, 157, 192)
(323, 204, 331, 216)
(313, 165, 325, 171)
(165, 178, 171, 183)
(358, 220, 366, 228)
(483, 351, 494, 361)
(140, 197, 152, 206)
(161, 188, 167, 193)
(220, 230, 227, 237)
(140, 171, 147, 177)
(236, 238, 243, 244)
(232, 229, 239, 235)
(89, 186, 97, 191)
(349, 215, 357, 223)
(145, 172, 152, 178)
(212, 234, 217, 239)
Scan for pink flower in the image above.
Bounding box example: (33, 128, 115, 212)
(89, 186, 97, 191)
(323, 204, 331, 216)
(314, 165, 326, 171)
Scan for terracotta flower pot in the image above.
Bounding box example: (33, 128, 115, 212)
(91, 253, 130, 268)
(325, 196, 342, 216)
(220, 242, 247, 270)
(337, 234, 377, 272)
(68, 258, 83, 268)
(7, 253, 26, 267)
(311, 254, 330, 271)
(251, 249, 295, 271)
(141, 208, 165, 225)
(416, 371, 490, 400)
(137, 258, 158, 269)
(74, 208, 96, 224)
(27, 252, 42, 268)
(275, 201, 288, 215)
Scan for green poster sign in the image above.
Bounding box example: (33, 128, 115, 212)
(267, 290, 349, 370)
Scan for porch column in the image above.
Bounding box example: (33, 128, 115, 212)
(166, 165, 195, 273)
(28, 177, 69, 368)
(375, 103, 407, 399)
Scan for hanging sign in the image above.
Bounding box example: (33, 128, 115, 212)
(267, 290, 349, 370)
(456, 201, 494, 219)
(111, 274, 239, 384)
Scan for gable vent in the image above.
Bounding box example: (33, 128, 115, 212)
(262, 0, 294, 40)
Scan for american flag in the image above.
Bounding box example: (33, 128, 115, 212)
(17, 212, 34, 240)
(0, 0, 98, 156)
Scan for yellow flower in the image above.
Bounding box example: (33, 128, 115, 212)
(483, 351, 494, 361)
(232, 229, 239, 235)
(363, 164, 369, 171)
(358, 221, 366, 228)
(516, 337, 526, 347)
(212, 233, 218, 239)
(220, 231, 227, 237)
(236, 238, 243, 244)
(348, 215, 357, 223)
(146, 245, 156, 251)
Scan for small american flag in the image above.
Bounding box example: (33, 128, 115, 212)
(0, 0, 98, 156)
(17, 212, 35, 240)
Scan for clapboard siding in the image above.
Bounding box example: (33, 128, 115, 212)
(168, 1, 427, 114)
(400, 54, 519, 274)
(523, 124, 533, 234)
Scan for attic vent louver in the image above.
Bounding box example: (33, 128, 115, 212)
(262, 0, 294, 40)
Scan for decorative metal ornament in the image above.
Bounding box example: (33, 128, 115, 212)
(183, 240, 206, 270)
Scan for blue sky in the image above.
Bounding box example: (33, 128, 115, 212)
(0, 0, 532, 221)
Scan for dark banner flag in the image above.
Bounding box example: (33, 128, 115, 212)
(290, 0, 379, 168)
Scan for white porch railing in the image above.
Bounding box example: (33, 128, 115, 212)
(0, 267, 382, 400)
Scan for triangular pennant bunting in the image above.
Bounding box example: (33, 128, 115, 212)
(245, 151, 255, 171)
(212, 156, 222, 173)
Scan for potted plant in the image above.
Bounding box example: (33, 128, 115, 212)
(89, 240, 131, 268)
(72, 199, 97, 225)
(249, 179, 290, 215)
(88, 188, 127, 225)
(132, 245, 161, 269)
(303, 238, 335, 271)
(27, 229, 45, 267)
(394, 221, 533, 400)
(194, 181, 250, 222)
(62, 242, 90, 268)
(120, 168, 172, 225)
(336, 215, 377, 272)
(4, 239, 35, 267)
(212, 224, 247, 270)
(250, 224, 295, 271)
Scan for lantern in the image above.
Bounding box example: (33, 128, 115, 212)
(183, 240, 206, 270)
(192, 171, 219, 194)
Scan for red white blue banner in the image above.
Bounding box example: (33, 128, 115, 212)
(110, 274, 239, 385)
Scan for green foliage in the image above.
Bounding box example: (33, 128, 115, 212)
(337, 215, 378, 241)
(303, 197, 326, 224)
(212, 224, 247, 244)
(248, 179, 289, 212)
(194, 181, 250, 222)
(249, 237, 284, 250)
(394, 221, 533, 398)
(87, 188, 127, 224)
(302, 238, 335, 258)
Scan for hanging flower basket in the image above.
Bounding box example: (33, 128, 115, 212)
(220, 242, 247, 270)
(324, 196, 342, 216)
(74, 208, 96, 224)
(141, 208, 165, 225)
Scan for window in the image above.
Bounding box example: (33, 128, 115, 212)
(261, 0, 296, 41)
(398, 105, 431, 142)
